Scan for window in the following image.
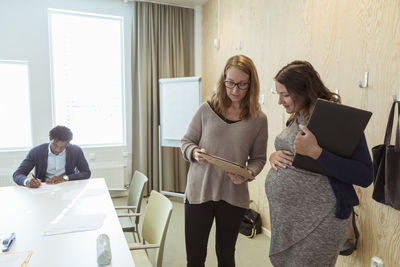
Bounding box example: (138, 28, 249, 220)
(0, 60, 32, 150)
(48, 9, 125, 146)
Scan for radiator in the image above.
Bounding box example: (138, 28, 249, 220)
(0, 170, 15, 187)
(90, 164, 127, 189)
(0, 165, 127, 189)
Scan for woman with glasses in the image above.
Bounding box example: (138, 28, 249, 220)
(265, 60, 373, 266)
(181, 54, 268, 267)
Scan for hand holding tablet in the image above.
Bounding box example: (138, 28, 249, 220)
(197, 151, 254, 179)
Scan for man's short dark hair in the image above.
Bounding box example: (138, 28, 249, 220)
(49, 126, 73, 142)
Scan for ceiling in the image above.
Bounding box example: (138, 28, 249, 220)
(133, 0, 208, 8)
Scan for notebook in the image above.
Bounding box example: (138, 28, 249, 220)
(197, 151, 254, 179)
(292, 99, 372, 176)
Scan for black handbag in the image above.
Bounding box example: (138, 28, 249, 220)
(239, 208, 262, 238)
(371, 101, 400, 210)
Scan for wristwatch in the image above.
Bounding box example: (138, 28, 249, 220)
(63, 175, 69, 181)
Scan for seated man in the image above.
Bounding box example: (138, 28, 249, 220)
(13, 126, 91, 188)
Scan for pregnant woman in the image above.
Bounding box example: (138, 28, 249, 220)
(265, 60, 373, 266)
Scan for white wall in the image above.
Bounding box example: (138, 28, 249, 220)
(0, 0, 133, 186)
(0, 0, 202, 187)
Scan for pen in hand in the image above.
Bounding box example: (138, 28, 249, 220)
(27, 173, 41, 188)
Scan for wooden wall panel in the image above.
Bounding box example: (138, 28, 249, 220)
(202, 0, 400, 266)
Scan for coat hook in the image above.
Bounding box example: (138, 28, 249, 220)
(393, 94, 398, 102)
(333, 89, 340, 102)
(270, 88, 276, 94)
(358, 71, 369, 88)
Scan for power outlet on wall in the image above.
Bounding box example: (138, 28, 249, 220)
(371, 256, 383, 267)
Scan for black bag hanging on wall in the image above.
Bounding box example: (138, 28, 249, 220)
(371, 101, 400, 210)
(239, 209, 262, 238)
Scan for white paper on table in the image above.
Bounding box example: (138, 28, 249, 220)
(42, 214, 106, 236)
(62, 187, 104, 201)
(84, 187, 106, 197)
(0, 250, 31, 266)
(61, 188, 86, 201)
(25, 183, 62, 194)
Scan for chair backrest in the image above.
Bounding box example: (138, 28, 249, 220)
(142, 190, 173, 267)
(127, 170, 148, 224)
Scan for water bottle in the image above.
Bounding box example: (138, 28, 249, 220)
(96, 234, 112, 266)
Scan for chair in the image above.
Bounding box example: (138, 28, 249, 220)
(128, 190, 173, 267)
(115, 170, 148, 242)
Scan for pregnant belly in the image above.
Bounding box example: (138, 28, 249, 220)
(265, 166, 335, 208)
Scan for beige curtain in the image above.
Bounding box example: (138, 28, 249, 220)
(131, 2, 194, 194)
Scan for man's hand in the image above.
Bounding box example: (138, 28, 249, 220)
(27, 178, 41, 188)
(294, 125, 323, 160)
(46, 176, 66, 184)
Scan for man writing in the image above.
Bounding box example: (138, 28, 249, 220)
(13, 126, 91, 188)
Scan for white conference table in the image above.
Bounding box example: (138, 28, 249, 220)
(0, 178, 135, 267)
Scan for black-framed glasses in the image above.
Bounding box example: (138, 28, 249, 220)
(224, 80, 249, 90)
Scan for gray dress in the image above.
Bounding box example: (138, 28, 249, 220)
(265, 117, 350, 267)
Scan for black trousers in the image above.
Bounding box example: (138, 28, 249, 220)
(185, 200, 246, 267)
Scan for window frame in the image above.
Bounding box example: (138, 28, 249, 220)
(48, 8, 127, 148)
(0, 59, 33, 152)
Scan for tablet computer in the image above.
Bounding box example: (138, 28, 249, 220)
(292, 99, 372, 176)
(197, 151, 254, 179)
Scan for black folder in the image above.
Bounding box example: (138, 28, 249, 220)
(292, 99, 372, 176)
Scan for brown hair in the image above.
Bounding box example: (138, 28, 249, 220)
(275, 60, 341, 122)
(209, 54, 261, 119)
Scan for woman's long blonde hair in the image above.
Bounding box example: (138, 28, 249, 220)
(275, 60, 341, 122)
(209, 55, 261, 119)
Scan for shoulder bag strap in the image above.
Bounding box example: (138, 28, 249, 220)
(384, 101, 397, 145)
(395, 101, 400, 149)
(352, 209, 359, 250)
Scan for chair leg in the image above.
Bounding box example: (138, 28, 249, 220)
(135, 223, 141, 243)
(132, 231, 137, 243)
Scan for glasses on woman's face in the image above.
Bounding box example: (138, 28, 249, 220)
(224, 80, 249, 90)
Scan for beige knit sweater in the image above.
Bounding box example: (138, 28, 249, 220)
(181, 102, 268, 209)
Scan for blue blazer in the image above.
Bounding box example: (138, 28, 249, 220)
(317, 134, 373, 219)
(13, 143, 91, 186)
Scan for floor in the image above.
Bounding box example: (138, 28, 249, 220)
(112, 195, 273, 267)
